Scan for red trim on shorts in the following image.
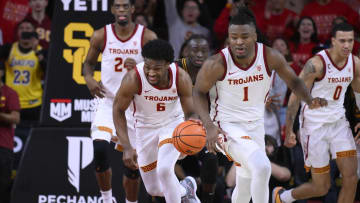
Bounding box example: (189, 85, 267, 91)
(219, 51, 227, 81)
(140, 26, 146, 47)
(315, 54, 326, 82)
(134, 67, 142, 95)
(111, 24, 139, 43)
(212, 85, 219, 121)
(325, 49, 348, 71)
(132, 100, 136, 117)
(228, 43, 257, 71)
(352, 55, 356, 78)
(305, 134, 310, 159)
(336, 150, 357, 158)
(263, 45, 272, 77)
(301, 105, 307, 128)
(153, 68, 173, 90)
(175, 63, 179, 91)
(101, 26, 107, 52)
(312, 165, 330, 174)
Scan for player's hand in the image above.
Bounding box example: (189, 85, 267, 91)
(354, 123, 360, 145)
(265, 94, 281, 112)
(284, 131, 297, 148)
(205, 123, 227, 155)
(85, 77, 106, 98)
(124, 58, 137, 71)
(308, 97, 327, 109)
(122, 147, 138, 170)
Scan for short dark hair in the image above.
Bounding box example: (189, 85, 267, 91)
(229, 6, 270, 46)
(186, 34, 209, 45)
(142, 39, 174, 63)
(111, 0, 135, 6)
(18, 19, 35, 29)
(331, 22, 354, 38)
(229, 6, 256, 27)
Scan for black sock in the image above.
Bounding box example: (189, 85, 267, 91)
(153, 196, 166, 203)
(201, 192, 215, 203)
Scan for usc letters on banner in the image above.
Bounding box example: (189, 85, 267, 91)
(40, 0, 113, 126)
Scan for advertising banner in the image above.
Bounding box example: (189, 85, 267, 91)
(11, 128, 149, 203)
(40, 0, 114, 127)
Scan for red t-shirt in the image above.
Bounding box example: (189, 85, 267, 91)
(257, 8, 298, 41)
(290, 42, 317, 68)
(301, 0, 359, 43)
(24, 13, 51, 49)
(0, 0, 30, 44)
(0, 85, 20, 150)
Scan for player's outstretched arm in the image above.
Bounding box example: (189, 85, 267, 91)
(113, 70, 140, 169)
(284, 56, 324, 147)
(177, 68, 197, 120)
(83, 28, 106, 98)
(193, 54, 226, 154)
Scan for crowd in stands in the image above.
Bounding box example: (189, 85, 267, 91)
(0, 0, 360, 202)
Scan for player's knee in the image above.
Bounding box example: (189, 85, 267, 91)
(157, 164, 171, 181)
(145, 185, 163, 197)
(253, 159, 271, 178)
(315, 184, 331, 196)
(342, 173, 358, 186)
(123, 166, 140, 180)
(93, 140, 110, 172)
(200, 153, 218, 184)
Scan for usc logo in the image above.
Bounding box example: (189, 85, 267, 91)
(63, 22, 101, 85)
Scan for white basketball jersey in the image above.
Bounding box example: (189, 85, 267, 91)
(210, 43, 272, 123)
(301, 50, 354, 124)
(101, 24, 145, 98)
(133, 62, 183, 128)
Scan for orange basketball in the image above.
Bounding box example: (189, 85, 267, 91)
(172, 120, 207, 155)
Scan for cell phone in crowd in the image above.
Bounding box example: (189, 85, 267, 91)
(21, 32, 38, 40)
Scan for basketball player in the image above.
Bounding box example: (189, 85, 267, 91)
(83, 0, 157, 202)
(273, 22, 360, 203)
(113, 39, 200, 203)
(176, 34, 219, 203)
(193, 7, 326, 203)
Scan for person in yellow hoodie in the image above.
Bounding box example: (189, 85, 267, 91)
(0, 19, 46, 127)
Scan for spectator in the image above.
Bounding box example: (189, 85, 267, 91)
(213, 0, 253, 49)
(0, 64, 20, 203)
(134, 13, 150, 27)
(300, 0, 359, 44)
(0, 20, 46, 127)
(164, 0, 210, 58)
(289, 16, 319, 69)
(24, 0, 51, 50)
(0, 0, 30, 44)
(255, 0, 299, 42)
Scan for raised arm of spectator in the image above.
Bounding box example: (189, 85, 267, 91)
(164, 0, 180, 26)
(213, 3, 231, 44)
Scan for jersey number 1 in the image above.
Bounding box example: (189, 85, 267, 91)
(243, 86, 249, 101)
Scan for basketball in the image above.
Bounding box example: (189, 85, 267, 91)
(172, 120, 207, 155)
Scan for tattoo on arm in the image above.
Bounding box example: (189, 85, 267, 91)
(302, 60, 317, 78)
